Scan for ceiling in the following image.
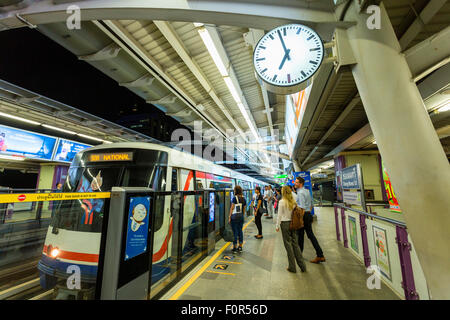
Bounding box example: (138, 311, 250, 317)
(0, 0, 448, 179)
(295, 0, 450, 170)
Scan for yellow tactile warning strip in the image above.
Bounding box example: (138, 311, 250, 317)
(169, 217, 254, 300)
(0, 192, 111, 204)
(205, 270, 236, 276)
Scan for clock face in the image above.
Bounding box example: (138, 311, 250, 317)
(253, 24, 324, 89)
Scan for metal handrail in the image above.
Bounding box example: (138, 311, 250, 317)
(334, 202, 406, 227)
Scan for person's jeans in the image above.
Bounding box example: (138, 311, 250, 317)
(255, 211, 263, 235)
(281, 221, 306, 272)
(267, 201, 274, 217)
(297, 211, 324, 257)
(231, 219, 244, 246)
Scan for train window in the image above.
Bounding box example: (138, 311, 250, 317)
(171, 168, 178, 191)
(121, 166, 165, 190)
(53, 167, 122, 233)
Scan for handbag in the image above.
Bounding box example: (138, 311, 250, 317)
(289, 205, 305, 230)
(231, 196, 243, 220)
(221, 223, 234, 242)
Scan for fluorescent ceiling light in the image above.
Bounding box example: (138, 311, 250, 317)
(102, 140, 113, 144)
(224, 76, 242, 104)
(0, 154, 25, 161)
(0, 112, 40, 125)
(193, 22, 204, 27)
(373, 140, 377, 144)
(77, 133, 104, 142)
(42, 124, 76, 135)
(197, 27, 228, 76)
(437, 101, 450, 113)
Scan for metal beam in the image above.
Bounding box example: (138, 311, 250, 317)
(404, 25, 450, 82)
(295, 66, 342, 163)
(325, 123, 372, 157)
(301, 94, 361, 166)
(153, 20, 246, 139)
(78, 43, 121, 61)
(399, 0, 447, 51)
(93, 20, 228, 140)
(0, 0, 352, 35)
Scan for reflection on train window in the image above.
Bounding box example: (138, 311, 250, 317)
(53, 167, 121, 233)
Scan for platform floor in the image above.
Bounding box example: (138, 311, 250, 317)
(161, 206, 400, 300)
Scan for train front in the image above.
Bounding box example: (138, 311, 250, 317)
(37, 149, 118, 299)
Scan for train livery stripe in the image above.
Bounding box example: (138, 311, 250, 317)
(152, 218, 173, 262)
(43, 245, 99, 263)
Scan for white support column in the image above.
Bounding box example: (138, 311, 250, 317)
(344, 2, 450, 299)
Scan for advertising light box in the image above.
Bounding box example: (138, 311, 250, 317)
(0, 124, 57, 161)
(53, 138, 92, 163)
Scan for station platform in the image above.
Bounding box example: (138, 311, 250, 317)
(161, 207, 399, 300)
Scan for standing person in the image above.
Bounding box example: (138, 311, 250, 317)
(52, 183, 63, 218)
(295, 176, 326, 263)
(265, 185, 274, 219)
(274, 188, 281, 215)
(276, 186, 307, 273)
(253, 186, 264, 239)
(229, 185, 246, 252)
(263, 186, 269, 216)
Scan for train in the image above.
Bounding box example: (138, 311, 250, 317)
(37, 142, 266, 299)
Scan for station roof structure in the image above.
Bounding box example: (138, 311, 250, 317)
(0, 0, 448, 179)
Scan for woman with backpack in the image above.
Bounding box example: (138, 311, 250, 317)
(229, 185, 246, 252)
(276, 186, 307, 273)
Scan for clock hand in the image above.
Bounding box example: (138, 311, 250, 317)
(277, 30, 291, 61)
(279, 49, 290, 70)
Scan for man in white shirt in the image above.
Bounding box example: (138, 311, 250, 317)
(265, 186, 274, 219)
(295, 176, 325, 264)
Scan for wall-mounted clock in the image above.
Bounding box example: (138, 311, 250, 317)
(253, 24, 324, 95)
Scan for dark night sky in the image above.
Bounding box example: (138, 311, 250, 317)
(0, 26, 185, 137)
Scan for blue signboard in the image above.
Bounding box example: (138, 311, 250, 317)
(0, 124, 57, 160)
(341, 165, 360, 189)
(53, 138, 91, 163)
(293, 171, 315, 215)
(209, 192, 215, 222)
(125, 196, 150, 261)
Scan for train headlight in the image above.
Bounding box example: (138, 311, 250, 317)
(50, 247, 60, 258)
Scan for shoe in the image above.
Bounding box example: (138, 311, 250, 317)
(286, 268, 296, 273)
(310, 256, 326, 264)
(238, 247, 242, 252)
(231, 247, 237, 253)
(254, 235, 263, 239)
(264, 214, 269, 216)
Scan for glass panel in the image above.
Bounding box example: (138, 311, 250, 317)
(35, 195, 109, 300)
(181, 194, 204, 272)
(2, 201, 37, 223)
(150, 193, 180, 299)
(217, 191, 226, 231)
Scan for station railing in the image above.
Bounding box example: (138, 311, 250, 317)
(333, 202, 429, 300)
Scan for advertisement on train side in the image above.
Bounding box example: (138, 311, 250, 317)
(0, 124, 57, 160)
(52, 138, 92, 163)
(125, 196, 151, 261)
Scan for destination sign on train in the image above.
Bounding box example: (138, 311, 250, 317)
(88, 152, 134, 162)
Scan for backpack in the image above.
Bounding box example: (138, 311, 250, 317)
(290, 205, 305, 230)
(231, 196, 244, 220)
